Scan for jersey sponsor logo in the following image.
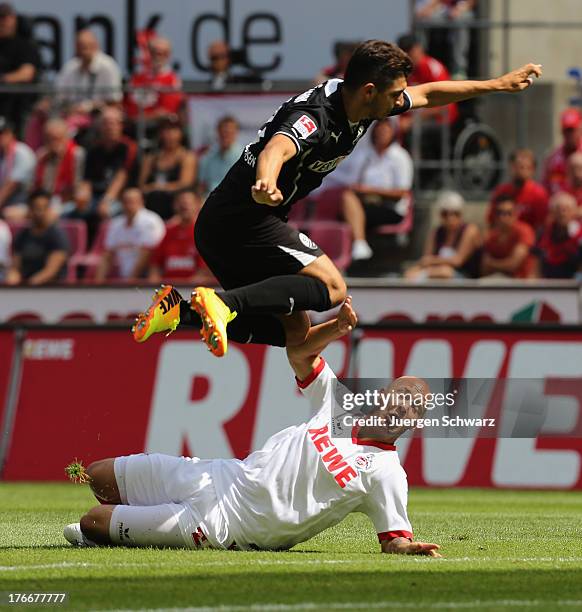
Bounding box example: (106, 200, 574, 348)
(293, 114, 318, 139)
(308, 156, 346, 173)
(330, 130, 341, 143)
(299, 232, 318, 250)
(355, 454, 374, 472)
(308, 424, 358, 488)
(244, 145, 257, 168)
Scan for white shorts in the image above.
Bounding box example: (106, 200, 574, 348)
(111, 453, 230, 549)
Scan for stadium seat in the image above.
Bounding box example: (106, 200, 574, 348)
(311, 188, 343, 220)
(289, 220, 352, 271)
(69, 221, 111, 281)
(373, 192, 414, 241)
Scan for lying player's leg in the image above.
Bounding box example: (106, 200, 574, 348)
(85, 458, 122, 504)
(73, 503, 195, 548)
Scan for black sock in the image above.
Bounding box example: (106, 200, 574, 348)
(178, 301, 286, 346)
(228, 315, 287, 347)
(178, 300, 201, 327)
(219, 275, 331, 315)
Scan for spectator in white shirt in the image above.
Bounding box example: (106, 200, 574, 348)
(0, 116, 35, 219)
(95, 188, 165, 282)
(0, 217, 10, 281)
(323, 117, 413, 261)
(55, 29, 122, 112)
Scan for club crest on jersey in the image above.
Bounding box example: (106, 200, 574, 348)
(299, 232, 318, 250)
(293, 114, 318, 139)
(354, 454, 374, 472)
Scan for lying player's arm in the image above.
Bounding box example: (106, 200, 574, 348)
(286, 296, 357, 381)
(407, 63, 542, 109)
(381, 537, 441, 557)
(252, 134, 297, 207)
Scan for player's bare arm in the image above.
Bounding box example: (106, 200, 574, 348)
(407, 63, 542, 109)
(382, 537, 442, 557)
(251, 134, 297, 206)
(286, 296, 357, 380)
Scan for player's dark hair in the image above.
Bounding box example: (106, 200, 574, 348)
(343, 40, 413, 92)
(396, 33, 419, 54)
(27, 188, 51, 205)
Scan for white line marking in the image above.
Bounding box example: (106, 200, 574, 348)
(4, 556, 582, 573)
(93, 600, 582, 612)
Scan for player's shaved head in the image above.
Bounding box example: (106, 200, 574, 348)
(344, 40, 413, 92)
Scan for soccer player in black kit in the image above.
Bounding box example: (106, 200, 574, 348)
(132, 40, 541, 356)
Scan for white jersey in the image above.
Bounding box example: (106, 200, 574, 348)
(211, 359, 412, 550)
(104, 208, 166, 279)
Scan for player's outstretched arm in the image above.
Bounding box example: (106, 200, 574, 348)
(286, 296, 357, 380)
(381, 537, 442, 557)
(251, 134, 297, 206)
(407, 63, 542, 109)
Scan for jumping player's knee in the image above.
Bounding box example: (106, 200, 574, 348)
(281, 312, 310, 347)
(302, 256, 347, 307)
(86, 459, 122, 504)
(325, 275, 347, 306)
(80, 506, 112, 544)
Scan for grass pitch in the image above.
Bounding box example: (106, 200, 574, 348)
(1, 484, 581, 611)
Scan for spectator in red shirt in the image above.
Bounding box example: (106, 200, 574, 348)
(482, 194, 536, 279)
(536, 191, 581, 279)
(560, 151, 582, 210)
(125, 37, 184, 126)
(543, 108, 582, 195)
(149, 190, 211, 283)
(315, 41, 359, 84)
(33, 118, 85, 208)
(397, 33, 458, 125)
(488, 148, 549, 233)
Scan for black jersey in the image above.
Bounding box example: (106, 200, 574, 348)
(215, 79, 413, 217)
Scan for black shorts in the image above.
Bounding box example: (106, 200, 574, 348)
(194, 189, 324, 290)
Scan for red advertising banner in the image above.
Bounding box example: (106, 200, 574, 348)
(3, 327, 582, 489)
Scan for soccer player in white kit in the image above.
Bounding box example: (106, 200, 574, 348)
(65, 297, 440, 557)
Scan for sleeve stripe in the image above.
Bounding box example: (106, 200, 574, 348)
(295, 358, 326, 389)
(273, 130, 301, 156)
(378, 530, 413, 542)
(403, 89, 413, 110)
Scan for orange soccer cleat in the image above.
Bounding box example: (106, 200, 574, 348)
(131, 285, 183, 343)
(190, 287, 237, 357)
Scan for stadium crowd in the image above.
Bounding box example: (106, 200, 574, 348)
(0, 0, 581, 285)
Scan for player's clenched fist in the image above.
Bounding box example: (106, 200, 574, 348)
(497, 63, 542, 92)
(251, 179, 284, 206)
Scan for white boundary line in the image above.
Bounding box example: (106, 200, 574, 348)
(3, 556, 582, 572)
(92, 600, 582, 612)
